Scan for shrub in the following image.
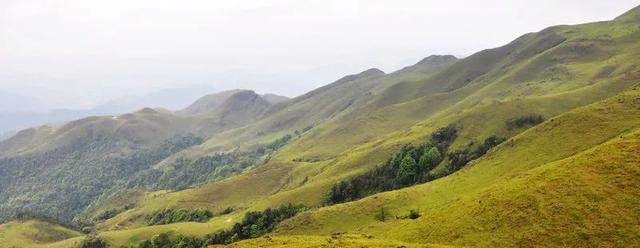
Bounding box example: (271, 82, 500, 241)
(80, 236, 108, 248)
(408, 210, 421, 220)
(507, 115, 545, 130)
(220, 207, 234, 215)
(94, 208, 120, 222)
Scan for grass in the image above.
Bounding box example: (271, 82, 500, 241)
(220, 234, 443, 248)
(273, 85, 640, 247)
(84, 11, 640, 246)
(4, 6, 640, 247)
(0, 220, 82, 248)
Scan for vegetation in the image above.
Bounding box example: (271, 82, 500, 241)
(2, 6, 640, 247)
(133, 233, 204, 248)
(0, 134, 203, 224)
(205, 204, 306, 245)
(127, 204, 306, 247)
(446, 135, 507, 173)
(507, 114, 545, 130)
(0, 219, 83, 247)
(129, 133, 294, 190)
(147, 208, 213, 225)
(326, 126, 506, 205)
(80, 236, 108, 248)
(327, 125, 478, 204)
(93, 204, 134, 223)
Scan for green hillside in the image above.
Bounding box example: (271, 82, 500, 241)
(1, 5, 640, 248)
(0, 90, 290, 224)
(0, 220, 83, 248)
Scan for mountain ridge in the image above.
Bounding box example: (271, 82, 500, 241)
(1, 5, 640, 247)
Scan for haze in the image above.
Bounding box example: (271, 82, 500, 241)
(1, 0, 638, 111)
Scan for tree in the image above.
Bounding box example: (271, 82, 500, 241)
(396, 155, 417, 185)
(418, 146, 441, 172)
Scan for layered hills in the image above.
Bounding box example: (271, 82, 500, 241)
(1, 5, 640, 248)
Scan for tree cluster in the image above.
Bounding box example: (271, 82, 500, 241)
(326, 125, 507, 205)
(127, 204, 306, 248)
(147, 208, 213, 226)
(327, 125, 456, 204)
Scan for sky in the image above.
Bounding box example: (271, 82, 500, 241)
(1, 0, 638, 110)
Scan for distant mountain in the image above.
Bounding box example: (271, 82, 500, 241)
(95, 85, 218, 113)
(179, 89, 244, 115)
(0, 91, 48, 112)
(261, 93, 290, 104)
(181, 89, 289, 115)
(0, 85, 217, 138)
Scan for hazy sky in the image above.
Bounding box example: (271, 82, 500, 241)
(1, 0, 638, 109)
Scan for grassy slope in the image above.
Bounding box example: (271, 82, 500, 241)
(19, 6, 640, 247)
(0, 220, 82, 248)
(223, 234, 440, 248)
(274, 85, 640, 247)
(78, 9, 640, 246)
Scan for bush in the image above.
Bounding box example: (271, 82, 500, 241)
(80, 236, 108, 248)
(408, 210, 421, 220)
(507, 115, 545, 130)
(220, 207, 234, 215)
(94, 208, 120, 222)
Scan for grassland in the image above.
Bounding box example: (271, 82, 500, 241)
(0, 220, 82, 248)
(2, 5, 640, 248)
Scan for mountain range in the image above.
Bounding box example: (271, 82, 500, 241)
(1, 5, 640, 248)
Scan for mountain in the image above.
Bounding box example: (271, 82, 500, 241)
(0, 89, 285, 224)
(0, 85, 217, 139)
(0, 91, 48, 112)
(179, 89, 244, 115)
(261, 93, 290, 104)
(1, 5, 640, 248)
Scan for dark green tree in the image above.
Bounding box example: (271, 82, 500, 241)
(418, 146, 441, 172)
(396, 155, 418, 185)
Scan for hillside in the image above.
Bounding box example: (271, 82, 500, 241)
(0, 220, 83, 248)
(1, 5, 640, 248)
(0, 90, 286, 224)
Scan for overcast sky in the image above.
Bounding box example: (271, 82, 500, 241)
(1, 0, 638, 109)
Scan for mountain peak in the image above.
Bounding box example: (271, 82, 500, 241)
(397, 54, 458, 74)
(180, 89, 245, 115)
(416, 55, 458, 65)
(359, 68, 386, 76)
(136, 107, 159, 114)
